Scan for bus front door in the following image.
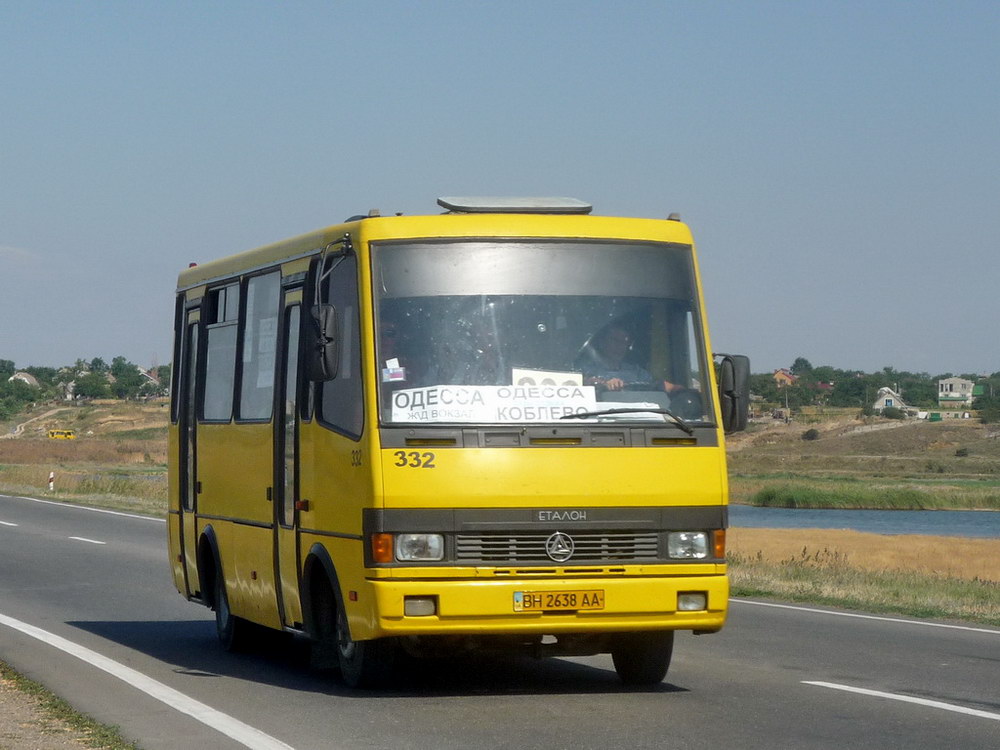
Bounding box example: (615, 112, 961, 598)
(179, 310, 201, 597)
(274, 298, 303, 627)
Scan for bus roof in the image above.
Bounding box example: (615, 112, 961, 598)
(176, 200, 692, 291)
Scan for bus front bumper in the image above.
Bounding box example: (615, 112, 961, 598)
(363, 574, 728, 638)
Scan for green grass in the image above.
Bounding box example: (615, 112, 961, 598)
(729, 551, 1000, 625)
(0, 660, 141, 749)
(732, 471, 1000, 487)
(747, 481, 1000, 510)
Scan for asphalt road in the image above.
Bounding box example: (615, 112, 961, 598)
(1, 492, 998, 750)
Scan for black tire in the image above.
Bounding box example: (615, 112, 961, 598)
(308, 577, 339, 671)
(214, 573, 253, 652)
(336, 598, 395, 689)
(611, 631, 674, 686)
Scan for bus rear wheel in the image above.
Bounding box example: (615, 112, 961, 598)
(611, 631, 674, 686)
(336, 604, 395, 689)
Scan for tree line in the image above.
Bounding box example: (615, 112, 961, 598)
(2, 354, 998, 424)
(753, 357, 1000, 423)
(0, 357, 170, 421)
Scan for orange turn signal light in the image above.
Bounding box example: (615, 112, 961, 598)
(714, 529, 726, 559)
(372, 533, 394, 563)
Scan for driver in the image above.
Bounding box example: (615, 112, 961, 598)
(582, 323, 682, 394)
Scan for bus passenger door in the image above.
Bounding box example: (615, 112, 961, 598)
(274, 296, 303, 627)
(179, 310, 201, 597)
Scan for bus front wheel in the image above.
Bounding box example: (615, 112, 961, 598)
(214, 574, 253, 652)
(335, 604, 395, 688)
(611, 631, 674, 686)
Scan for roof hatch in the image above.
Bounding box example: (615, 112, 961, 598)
(437, 196, 593, 214)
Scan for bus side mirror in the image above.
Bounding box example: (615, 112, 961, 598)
(307, 304, 339, 381)
(716, 354, 750, 434)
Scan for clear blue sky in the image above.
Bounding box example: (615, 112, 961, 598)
(3, 1, 998, 376)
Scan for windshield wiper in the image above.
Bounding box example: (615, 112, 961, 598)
(559, 407, 695, 435)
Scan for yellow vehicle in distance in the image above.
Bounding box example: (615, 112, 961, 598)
(167, 196, 749, 688)
(47, 429, 76, 440)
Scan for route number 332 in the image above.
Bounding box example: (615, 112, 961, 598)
(393, 450, 437, 469)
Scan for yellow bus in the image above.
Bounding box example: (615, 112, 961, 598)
(47, 429, 76, 440)
(167, 197, 749, 687)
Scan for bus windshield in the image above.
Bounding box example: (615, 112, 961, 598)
(373, 239, 712, 426)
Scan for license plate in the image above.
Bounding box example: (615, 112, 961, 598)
(513, 590, 605, 612)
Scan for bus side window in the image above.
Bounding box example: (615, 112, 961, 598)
(239, 272, 280, 420)
(203, 283, 239, 421)
(318, 254, 363, 438)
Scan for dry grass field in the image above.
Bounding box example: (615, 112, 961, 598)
(729, 527, 1000, 581)
(0, 402, 168, 515)
(728, 527, 1000, 624)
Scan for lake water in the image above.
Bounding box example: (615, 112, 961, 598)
(729, 505, 1000, 539)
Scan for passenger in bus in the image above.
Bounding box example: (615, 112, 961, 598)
(580, 323, 682, 394)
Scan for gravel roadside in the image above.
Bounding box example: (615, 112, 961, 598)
(0, 673, 91, 749)
(0, 666, 137, 750)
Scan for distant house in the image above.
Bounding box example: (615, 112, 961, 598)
(873, 386, 907, 413)
(938, 377, 975, 408)
(773, 368, 797, 388)
(7, 371, 39, 388)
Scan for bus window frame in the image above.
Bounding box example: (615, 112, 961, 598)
(278, 270, 314, 428)
(235, 268, 282, 425)
(199, 281, 241, 424)
(311, 254, 365, 442)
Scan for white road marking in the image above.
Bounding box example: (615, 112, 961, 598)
(0, 613, 295, 750)
(0, 520, 18, 527)
(6, 494, 164, 523)
(804, 681, 1000, 721)
(68, 536, 107, 545)
(733, 599, 1000, 636)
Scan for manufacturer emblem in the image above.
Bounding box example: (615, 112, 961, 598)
(545, 531, 575, 563)
(535, 509, 587, 522)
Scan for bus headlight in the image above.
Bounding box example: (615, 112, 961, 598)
(667, 531, 709, 559)
(395, 534, 445, 562)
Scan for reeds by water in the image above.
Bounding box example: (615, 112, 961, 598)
(747, 482, 1000, 510)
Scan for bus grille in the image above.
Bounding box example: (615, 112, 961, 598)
(455, 532, 660, 563)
